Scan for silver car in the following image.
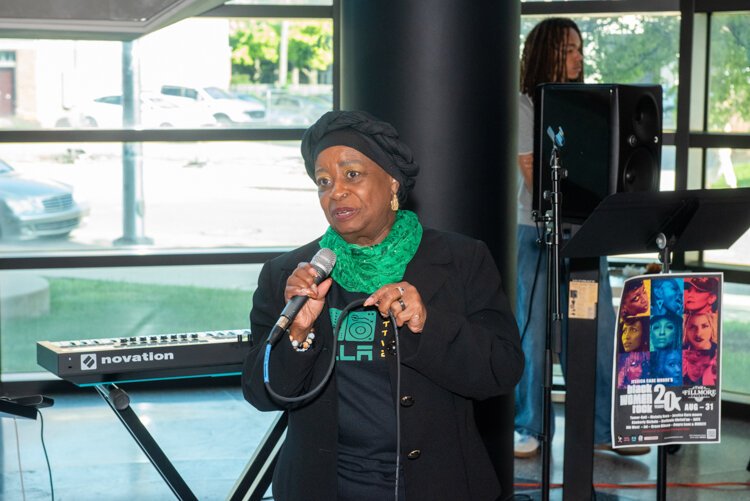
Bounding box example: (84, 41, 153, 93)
(0, 159, 89, 240)
(160, 85, 267, 125)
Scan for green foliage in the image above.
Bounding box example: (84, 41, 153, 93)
(709, 161, 750, 189)
(708, 14, 750, 131)
(2, 278, 252, 373)
(522, 13, 750, 131)
(230, 20, 332, 85)
(578, 16, 679, 86)
(288, 22, 333, 79)
(230, 20, 281, 84)
(521, 15, 681, 107)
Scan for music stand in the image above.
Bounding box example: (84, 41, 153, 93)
(559, 187, 750, 501)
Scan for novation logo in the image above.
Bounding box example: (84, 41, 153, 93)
(79, 351, 174, 370)
(80, 354, 98, 370)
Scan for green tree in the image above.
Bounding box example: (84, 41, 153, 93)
(230, 20, 280, 84)
(708, 14, 750, 131)
(521, 16, 680, 127)
(287, 22, 333, 84)
(580, 16, 680, 128)
(230, 20, 332, 86)
(578, 16, 679, 87)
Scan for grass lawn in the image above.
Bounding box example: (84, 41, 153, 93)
(709, 161, 750, 188)
(4, 278, 749, 395)
(2, 277, 253, 373)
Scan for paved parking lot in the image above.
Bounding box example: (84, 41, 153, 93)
(1, 142, 749, 268)
(0, 141, 328, 253)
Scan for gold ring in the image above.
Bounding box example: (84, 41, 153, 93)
(398, 298, 406, 311)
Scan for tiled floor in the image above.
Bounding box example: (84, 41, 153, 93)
(1, 384, 277, 501)
(515, 402, 750, 500)
(2, 385, 748, 501)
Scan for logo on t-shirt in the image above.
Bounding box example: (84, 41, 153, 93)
(331, 308, 387, 361)
(331, 309, 376, 342)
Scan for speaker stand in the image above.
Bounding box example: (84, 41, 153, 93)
(537, 132, 566, 501)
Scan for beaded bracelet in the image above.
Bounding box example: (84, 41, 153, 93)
(290, 329, 315, 352)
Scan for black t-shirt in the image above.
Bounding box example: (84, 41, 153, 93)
(327, 284, 403, 500)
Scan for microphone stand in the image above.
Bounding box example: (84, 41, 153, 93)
(536, 127, 566, 501)
(655, 231, 672, 501)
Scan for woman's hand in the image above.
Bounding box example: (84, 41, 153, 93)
(364, 282, 427, 332)
(284, 262, 333, 343)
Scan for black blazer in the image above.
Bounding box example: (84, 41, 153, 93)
(242, 228, 523, 501)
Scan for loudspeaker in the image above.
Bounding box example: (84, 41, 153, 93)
(532, 83, 662, 224)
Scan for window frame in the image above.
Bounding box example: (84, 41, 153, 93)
(0, 2, 338, 381)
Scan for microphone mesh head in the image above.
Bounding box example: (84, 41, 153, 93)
(312, 248, 337, 276)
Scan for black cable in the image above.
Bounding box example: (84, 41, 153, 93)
(263, 298, 366, 404)
(392, 310, 402, 501)
(519, 219, 546, 343)
(263, 298, 403, 500)
(37, 410, 55, 501)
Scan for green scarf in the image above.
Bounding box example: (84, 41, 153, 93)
(320, 210, 423, 294)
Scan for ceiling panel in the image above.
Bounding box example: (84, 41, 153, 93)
(0, 0, 227, 40)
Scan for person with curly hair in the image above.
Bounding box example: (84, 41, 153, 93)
(514, 16, 622, 458)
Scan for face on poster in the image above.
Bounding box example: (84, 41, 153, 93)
(612, 273, 722, 448)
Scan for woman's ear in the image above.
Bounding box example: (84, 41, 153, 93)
(391, 178, 400, 196)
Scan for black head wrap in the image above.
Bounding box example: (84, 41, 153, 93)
(301, 110, 419, 203)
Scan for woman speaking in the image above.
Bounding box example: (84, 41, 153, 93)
(242, 110, 523, 501)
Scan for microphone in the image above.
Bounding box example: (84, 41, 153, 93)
(266, 248, 337, 345)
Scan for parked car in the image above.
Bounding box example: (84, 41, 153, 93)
(160, 85, 266, 125)
(55, 92, 217, 128)
(265, 93, 332, 126)
(0, 159, 89, 240)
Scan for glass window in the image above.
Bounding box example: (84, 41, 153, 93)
(702, 148, 750, 267)
(228, 18, 333, 127)
(0, 141, 327, 253)
(720, 282, 750, 398)
(660, 145, 676, 191)
(1, 264, 261, 376)
(0, 16, 332, 130)
(704, 147, 750, 190)
(707, 12, 750, 134)
(521, 15, 680, 131)
(0, 39, 122, 129)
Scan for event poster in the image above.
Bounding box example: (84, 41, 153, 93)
(611, 273, 722, 448)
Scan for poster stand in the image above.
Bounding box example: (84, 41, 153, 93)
(561, 187, 750, 501)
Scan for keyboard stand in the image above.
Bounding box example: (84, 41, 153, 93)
(93, 382, 284, 501)
(227, 411, 287, 501)
(95, 383, 198, 501)
(0, 396, 53, 419)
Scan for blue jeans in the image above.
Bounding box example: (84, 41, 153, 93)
(514, 224, 614, 445)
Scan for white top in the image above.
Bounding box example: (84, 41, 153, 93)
(517, 93, 535, 226)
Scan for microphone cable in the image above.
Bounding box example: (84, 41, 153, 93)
(263, 298, 365, 404)
(393, 309, 402, 501)
(263, 297, 403, 500)
(38, 410, 55, 501)
(519, 219, 546, 343)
